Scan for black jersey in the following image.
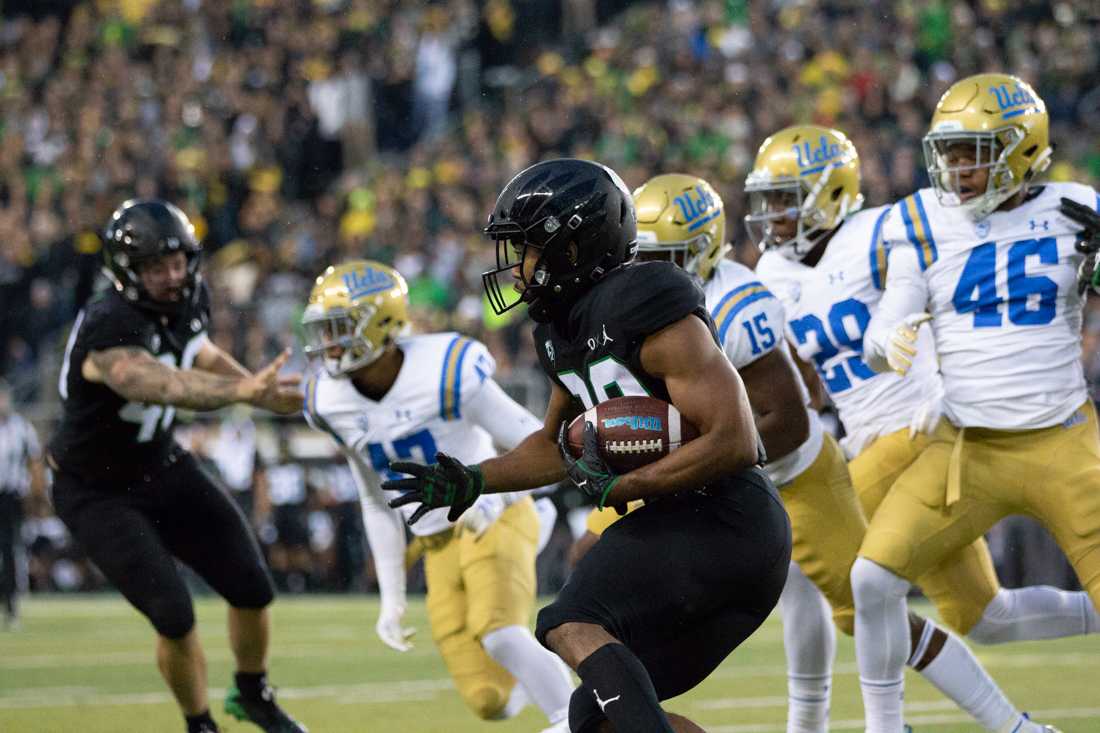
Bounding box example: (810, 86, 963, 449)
(534, 260, 712, 409)
(49, 285, 211, 480)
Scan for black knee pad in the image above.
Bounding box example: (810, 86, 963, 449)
(224, 572, 275, 610)
(145, 595, 196, 640)
(569, 685, 605, 733)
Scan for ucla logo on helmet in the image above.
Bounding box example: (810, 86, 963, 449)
(673, 185, 716, 223)
(989, 83, 1038, 117)
(343, 267, 393, 298)
(793, 135, 842, 174)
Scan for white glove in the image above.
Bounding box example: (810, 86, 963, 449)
(376, 602, 416, 652)
(908, 383, 944, 439)
(886, 313, 932, 376)
(461, 493, 506, 539)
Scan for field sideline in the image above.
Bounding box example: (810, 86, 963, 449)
(2, 595, 1098, 732)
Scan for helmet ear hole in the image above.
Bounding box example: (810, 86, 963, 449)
(1022, 144, 1037, 158)
(831, 187, 843, 201)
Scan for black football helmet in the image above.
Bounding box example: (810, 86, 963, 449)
(483, 158, 637, 322)
(102, 199, 202, 314)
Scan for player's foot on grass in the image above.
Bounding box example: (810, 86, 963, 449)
(224, 683, 307, 733)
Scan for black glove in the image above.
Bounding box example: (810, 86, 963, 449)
(1061, 197, 1100, 254)
(558, 421, 621, 509)
(382, 453, 484, 525)
(1061, 197, 1100, 295)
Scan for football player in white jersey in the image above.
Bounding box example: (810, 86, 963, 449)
(854, 73, 1100, 733)
(300, 261, 572, 732)
(749, 125, 1086, 733)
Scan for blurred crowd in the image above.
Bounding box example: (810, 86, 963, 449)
(1, 0, 1099, 401)
(1, 0, 1099, 594)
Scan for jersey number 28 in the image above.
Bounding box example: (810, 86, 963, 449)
(789, 298, 876, 394)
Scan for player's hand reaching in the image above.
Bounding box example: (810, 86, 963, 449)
(383, 453, 485, 525)
(375, 601, 416, 652)
(1061, 197, 1100, 253)
(240, 349, 303, 414)
(558, 422, 621, 508)
(1062, 198, 1100, 294)
(885, 313, 932, 377)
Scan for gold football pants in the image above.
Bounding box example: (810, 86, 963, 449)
(860, 403, 1100, 619)
(424, 498, 540, 719)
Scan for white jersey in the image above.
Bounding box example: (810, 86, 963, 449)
(868, 183, 1097, 429)
(304, 332, 530, 537)
(757, 206, 941, 456)
(705, 259, 823, 485)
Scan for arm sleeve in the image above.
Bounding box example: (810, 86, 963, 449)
(464, 377, 556, 505)
(463, 378, 543, 451)
(347, 455, 407, 607)
(863, 225, 931, 372)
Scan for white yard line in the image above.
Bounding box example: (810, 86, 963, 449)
(707, 708, 1100, 732)
(0, 679, 455, 709)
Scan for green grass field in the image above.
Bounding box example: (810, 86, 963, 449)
(2, 595, 1098, 733)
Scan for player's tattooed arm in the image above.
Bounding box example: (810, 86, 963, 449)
(477, 381, 579, 492)
(194, 338, 252, 378)
(739, 346, 810, 461)
(85, 346, 302, 413)
(610, 313, 759, 503)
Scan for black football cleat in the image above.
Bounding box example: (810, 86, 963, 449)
(224, 683, 307, 733)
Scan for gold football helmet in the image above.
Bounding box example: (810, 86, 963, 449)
(632, 173, 730, 282)
(302, 260, 410, 376)
(744, 125, 863, 260)
(923, 73, 1052, 221)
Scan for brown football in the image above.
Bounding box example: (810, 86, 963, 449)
(566, 395, 701, 474)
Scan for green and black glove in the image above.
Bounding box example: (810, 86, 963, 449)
(558, 421, 621, 509)
(1060, 197, 1100, 294)
(383, 453, 484, 525)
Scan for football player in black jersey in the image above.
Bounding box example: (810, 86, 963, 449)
(47, 200, 307, 733)
(383, 159, 793, 733)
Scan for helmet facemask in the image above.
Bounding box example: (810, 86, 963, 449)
(745, 178, 828, 260)
(923, 127, 1030, 221)
(635, 231, 713, 277)
(302, 303, 389, 377)
(482, 159, 638, 324)
(484, 209, 625, 323)
(482, 222, 550, 317)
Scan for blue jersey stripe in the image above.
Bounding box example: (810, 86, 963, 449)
(438, 336, 460, 420)
(717, 290, 774, 344)
(709, 280, 765, 321)
(899, 199, 927, 271)
(451, 339, 475, 420)
(913, 192, 937, 265)
(869, 207, 890, 290)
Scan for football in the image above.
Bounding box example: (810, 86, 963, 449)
(566, 395, 700, 474)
